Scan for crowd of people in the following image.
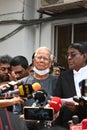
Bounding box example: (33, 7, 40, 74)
(0, 43, 87, 130)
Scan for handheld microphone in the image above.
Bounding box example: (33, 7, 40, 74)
(32, 89, 48, 107)
(0, 81, 18, 95)
(82, 119, 87, 129)
(0, 84, 14, 95)
(33, 89, 47, 102)
(49, 96, 62, 112)
(1, 82, 41, 97)
(18, 82, 41, 97)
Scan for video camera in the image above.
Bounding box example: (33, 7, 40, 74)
(24, 106, 54, 121)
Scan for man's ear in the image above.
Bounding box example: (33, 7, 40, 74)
(83, 53, 87, 62)
(49, 61, 52, 68)
(26, 65, 30, 71)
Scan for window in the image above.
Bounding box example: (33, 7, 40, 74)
(54, 23, 87, 69)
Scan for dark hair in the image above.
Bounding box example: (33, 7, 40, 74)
(0, 55, 12, 64)
(68, 43, 87, 54)
(80, 41, 87, 52)
(10, 55, 28, 69)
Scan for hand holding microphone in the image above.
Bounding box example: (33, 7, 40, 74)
(46, 96, 62, 121)
(0, 82, 41, 98)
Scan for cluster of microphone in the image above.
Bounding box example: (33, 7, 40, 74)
(1, 81, 87, 114)
(0, 82, 41, 97)
(1, 79, 87, 128)
(0, 82, 62, 115)
(1, 80, 87, 125)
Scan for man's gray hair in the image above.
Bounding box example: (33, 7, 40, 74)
(35, 46, 53, 62)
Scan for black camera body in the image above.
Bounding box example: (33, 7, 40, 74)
(24, 106, 54, 121)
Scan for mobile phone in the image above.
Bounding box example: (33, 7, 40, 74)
(24, 106, 54, 121)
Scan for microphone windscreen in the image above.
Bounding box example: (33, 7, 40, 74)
(37, 88, 47, 96)
(33, 89, 47, 103)
(32, 82, 41, 91)
(49, 97, 62, 112)
(82, 119, 87, 129)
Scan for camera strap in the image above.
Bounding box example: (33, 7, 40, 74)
(0, 108, 12, 130)
(0, 117, 4, 130)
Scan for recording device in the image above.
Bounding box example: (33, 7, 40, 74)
(33, 89, 47, 102)
(31, 89, 47, 106)
(24, 89, 53, 121)
(82, 119, 87, 129)
(24, 106, 54, 121)
(0, 82, 41, 98)
(49, 96, 62, 112)
(0, 84, 14, 95)
(0, 81, 18, 94)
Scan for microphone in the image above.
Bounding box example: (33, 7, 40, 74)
(0, 84, 14, 95)
(82, 119, 87, 129)
(49, 96, 62, 112)
(0, 81, 18, 95)
(33, 89, 47, 102)
(32, 89, 48, 107)
(1, 82, 41, 97)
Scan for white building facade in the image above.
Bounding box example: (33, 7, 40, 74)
(0, 0, 87, 67)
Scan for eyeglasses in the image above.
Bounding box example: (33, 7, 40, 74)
(65, 53, 81, 59)
(35, 56, 50, 61)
